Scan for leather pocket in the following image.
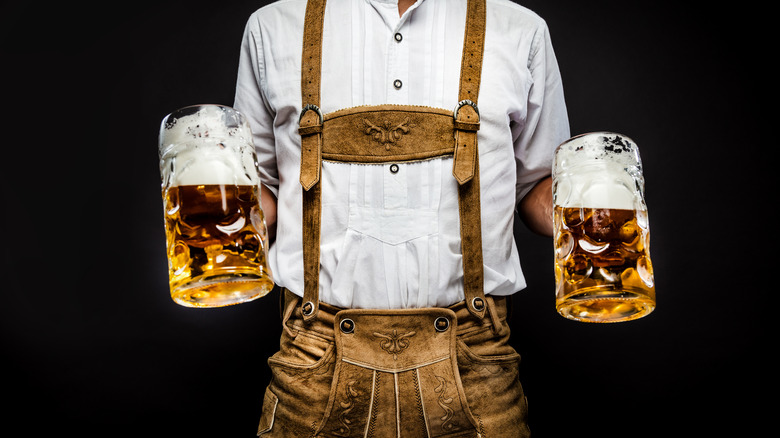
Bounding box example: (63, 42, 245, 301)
(455, 337, 529, 438)
(268, 328, 334, 368)
(265, 338, 337, 437)
(256, 388, 278, 435)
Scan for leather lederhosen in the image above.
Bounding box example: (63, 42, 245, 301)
(257, 1, 530, 437)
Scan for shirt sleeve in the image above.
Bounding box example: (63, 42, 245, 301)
(513, 20, 570, 205)
(234, 14, 280, 197)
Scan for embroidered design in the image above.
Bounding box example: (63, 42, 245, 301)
(362, 118, 412, 150)
(373, 329, 416, 360)
(332, 379, 360, 437)
(412, 369, 426, 428)
(434, 376, 456, 431)
(367, 372, 381, 436)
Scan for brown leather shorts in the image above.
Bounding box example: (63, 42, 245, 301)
(257, 290, 530, 437)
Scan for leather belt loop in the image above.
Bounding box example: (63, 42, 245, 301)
(486, 295, 503, 336)
(299, 104, 323, 190)
(281, 288, 301, 339)
(453, 100, 479, 185)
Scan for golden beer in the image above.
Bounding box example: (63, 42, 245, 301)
(163, 184, 273, 307)
(554, 205, 655, 322)
(159, 104, 274, 307)
(552, 132, 655, 322)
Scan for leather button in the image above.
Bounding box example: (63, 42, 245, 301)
(340, 318, 355, 334)
(394, 32, 403, 42)
(434, 317, 450, 332)
(389, 163, 399, 174)
(393, 79, 403, 89)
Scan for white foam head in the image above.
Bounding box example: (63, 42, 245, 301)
(159, 105, 258, 186)
(552, 132, 645, 210)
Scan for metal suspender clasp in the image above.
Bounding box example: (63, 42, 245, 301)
(453, 99, 479, 121)
(453, 100, 480, 136)
(299, 104, 324, 125)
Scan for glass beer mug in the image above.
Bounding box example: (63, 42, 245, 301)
(552, 132, 655, 322)
(158, 104, 273, 307)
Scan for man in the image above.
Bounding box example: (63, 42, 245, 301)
(234, 0, 569, 436)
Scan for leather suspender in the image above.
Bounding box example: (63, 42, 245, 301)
(299, 0, 487, 321)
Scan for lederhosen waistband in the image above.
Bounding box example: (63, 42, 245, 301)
(280, 289, 509, 343)
(297, 0, 488, 321)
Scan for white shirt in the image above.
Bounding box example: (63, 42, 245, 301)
(234, 0, 570, 309)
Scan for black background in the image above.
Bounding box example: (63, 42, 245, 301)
(1, 1, 770, 436)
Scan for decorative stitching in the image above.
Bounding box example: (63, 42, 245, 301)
(331, 380, 359, 437)
(308, 420, 318, 438)
(433, 376, 456, 432)
(367, 372, 381, 437)
(362, 118, 413, 150)
(341, 355, 448, 373)
(413, 369, 430, 437)
(373, 330, 416, 360)
(473, 412, 486, 438)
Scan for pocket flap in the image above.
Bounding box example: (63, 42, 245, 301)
(256, 388, 278, 435)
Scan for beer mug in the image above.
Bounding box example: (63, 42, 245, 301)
(552, 132, 655, 322)
(158, 104, 273, 307)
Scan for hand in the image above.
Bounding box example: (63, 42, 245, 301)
(517, 176, 553, 237)
(260, 184, 278, 244)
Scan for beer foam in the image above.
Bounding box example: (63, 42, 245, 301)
(159, 105, 259, 186)
(160, 105, 252, 149)
(169, 147, 255, 186)
(553, 133, 645, 210)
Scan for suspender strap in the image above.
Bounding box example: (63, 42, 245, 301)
(298, 0, 488, 321)
(299, 0, 326, 320)
(454, 0, 487, 319)
(301, 0, 325, 112)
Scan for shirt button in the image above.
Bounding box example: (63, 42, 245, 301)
(394, 32, 403, 42)
(393, 79, 403, 89)
(389, 164, 399, 174)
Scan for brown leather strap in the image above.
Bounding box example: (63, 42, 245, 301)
(454, 0, 487, 319)
(299, 0, 488, 320)
(301, 0, 325, 109)
(458, 0, 486, 103)
(453, 101, 484, 318)
(452, 0, 486, 184)
(299, 0, 326, 321)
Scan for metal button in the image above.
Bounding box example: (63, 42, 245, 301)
(393, 79, 403, 89)
(302, 301, 314, 316)
(434, 317, 450, 332)
(471, 297, 485, 312)
(394, 32, 403, 42)
(340, 318, 355, 334)
(389, 163, 399, 174)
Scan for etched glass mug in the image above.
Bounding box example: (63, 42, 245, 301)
(552, 132, 655, 322)
(158, 104, 273, 307)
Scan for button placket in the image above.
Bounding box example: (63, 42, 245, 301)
(386, 23, 408, 104)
